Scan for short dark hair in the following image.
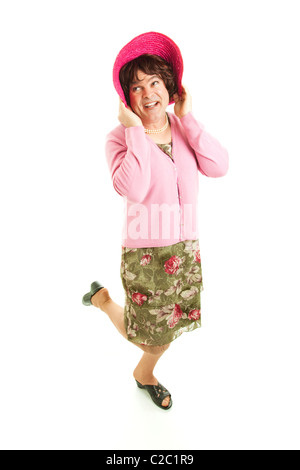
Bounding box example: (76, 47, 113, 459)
(119, 54, 177, 106)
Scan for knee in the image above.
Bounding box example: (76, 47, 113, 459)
(141, 343, 170, 355)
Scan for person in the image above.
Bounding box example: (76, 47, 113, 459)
(82, 32, 229, 410)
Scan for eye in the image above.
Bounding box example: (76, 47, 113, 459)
(152, 80, 159, 86)
(132, 86, 141, 92)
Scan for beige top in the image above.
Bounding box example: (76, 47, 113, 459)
(156, 142, 173, 160)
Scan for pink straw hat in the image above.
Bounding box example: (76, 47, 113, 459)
(113, 31, 184, 107)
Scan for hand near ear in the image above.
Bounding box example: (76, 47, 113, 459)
(173, 85, 192, 119)
(118, 98, 143, 128)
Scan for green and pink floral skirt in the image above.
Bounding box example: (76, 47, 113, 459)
(120, 239, 204, 346)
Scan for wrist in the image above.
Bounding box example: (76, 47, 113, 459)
(178, 110, 192, 119)
(127, 123, 143, 128)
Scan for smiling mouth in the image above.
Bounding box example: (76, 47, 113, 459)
(144, 102, 159, 109)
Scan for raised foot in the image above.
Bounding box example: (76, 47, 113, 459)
(91, 287, 112, 310)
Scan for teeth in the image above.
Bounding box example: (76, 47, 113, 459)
(145, 102, 157, 108)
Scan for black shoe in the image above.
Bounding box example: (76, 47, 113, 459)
(82, 281, 105, 306)
(135, 379, 173, 410)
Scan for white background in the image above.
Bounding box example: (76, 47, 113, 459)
(1, 0, 299, 450)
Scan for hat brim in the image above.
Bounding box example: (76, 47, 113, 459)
(113, 31, 183, 107)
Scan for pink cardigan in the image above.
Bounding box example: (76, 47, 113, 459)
(105, 111, 229, 248)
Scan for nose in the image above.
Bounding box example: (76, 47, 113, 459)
(142, 85, 156, 100)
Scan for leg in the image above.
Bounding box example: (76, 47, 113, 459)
(91, 287, 171, 406)
(133, 345, 171, 407)
(91, 287, 161, 353)
(91, 287, 128, 339)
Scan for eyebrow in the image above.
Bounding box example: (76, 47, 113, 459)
(130, 75, 159, 86)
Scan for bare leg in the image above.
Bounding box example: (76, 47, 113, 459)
(91, 287, 128, 339)
(133, 348, 171, 407)
(91, 287, 171, 407)
(91, 288, 170, 353)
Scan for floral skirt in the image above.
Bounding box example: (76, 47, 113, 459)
(120, 239, 204, 346)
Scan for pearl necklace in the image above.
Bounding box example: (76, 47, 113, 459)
(144, 114, 169, 134)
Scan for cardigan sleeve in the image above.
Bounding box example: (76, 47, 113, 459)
(180, 112, 229, 177)
(105, 125, 152, 203)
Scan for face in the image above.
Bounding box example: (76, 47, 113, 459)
(128, 70, 170, 126)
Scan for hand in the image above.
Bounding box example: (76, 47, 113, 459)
(173, 84, 192, 119)
(118, 98, 143, 128)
